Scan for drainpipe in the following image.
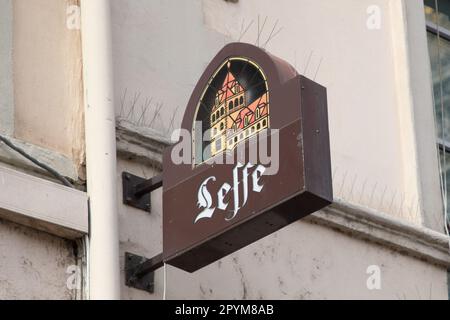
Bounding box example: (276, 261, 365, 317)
(80, 0, 120, 299)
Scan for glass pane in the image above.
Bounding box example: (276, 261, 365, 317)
(425, 0, 450, 29)
(439, 150, 450, 227)
(427, 32, 450, 141)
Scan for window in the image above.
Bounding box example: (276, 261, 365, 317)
(257, 123, 261, 130)
(235, 98, 238, 107)
(425, 0, 450, 29)
(425, 0, 450, 228)
(229, 101, 233, 110)
(220, 122, 224, 131)
(263, 119, 267, 127)
(256, 108, 260, 119)
(221, 107, 224, 116)
(212, 114, 216, 123)
(240, 96, 244, 105)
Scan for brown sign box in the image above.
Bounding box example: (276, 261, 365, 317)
(163, 43, 332, 272)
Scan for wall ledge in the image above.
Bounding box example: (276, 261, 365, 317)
(116, 122, 450, 267)
(0, 165, 88, 239)
(116, 119, 171, 170)
(310, 200, 450, 268)
(0, 135, 79, 181)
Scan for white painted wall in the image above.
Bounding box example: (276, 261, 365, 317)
(118, 157, 448, 299)
(165, 222, 447, 300)
(111, 0, 448, 300)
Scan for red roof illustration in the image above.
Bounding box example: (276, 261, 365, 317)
(216, 71, 244, 104)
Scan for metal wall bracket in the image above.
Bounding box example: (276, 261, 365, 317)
(122, 172, 163, 212)
(125, 252, 164, 294)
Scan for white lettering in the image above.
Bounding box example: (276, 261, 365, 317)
(217, 183, 231, 211)
(252, 165, 266, 192)
(194, 162, 268, 223)
(194, 177, 216, 223)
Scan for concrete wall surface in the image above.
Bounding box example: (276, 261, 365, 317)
(0, 218, 76, 300)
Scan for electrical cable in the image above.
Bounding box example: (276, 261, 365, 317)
(0, 134, 74, 188)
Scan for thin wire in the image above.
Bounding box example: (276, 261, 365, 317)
(163, 263, 167, 300)
(238, 19, 254, 42)
(434, 0, 450, 237)
(0, 134, 73, 187)
(437, 149, 449, 237)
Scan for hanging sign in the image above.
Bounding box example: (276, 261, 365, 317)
(162, 43, 332, 272)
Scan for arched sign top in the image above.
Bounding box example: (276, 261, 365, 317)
(163, 43, 332, 273)
(180, 42, 299, 133)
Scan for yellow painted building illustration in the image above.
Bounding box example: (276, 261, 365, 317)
(210, 62, 270, 156)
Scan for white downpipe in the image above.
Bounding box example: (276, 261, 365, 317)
(80, 0, 120, 299)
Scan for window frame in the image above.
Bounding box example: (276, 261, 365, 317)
(426, 20, 450, 149)
(426, 7, 450, 230)
(427, 21, 450, 41)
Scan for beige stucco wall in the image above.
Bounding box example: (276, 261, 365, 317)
(12, 0, 84, 175)
(0, 0, 86, 300)
(165, 222, 447, 300)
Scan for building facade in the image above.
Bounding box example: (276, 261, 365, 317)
(0, 0, 449, 299)
(209, 60, 270, 156)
